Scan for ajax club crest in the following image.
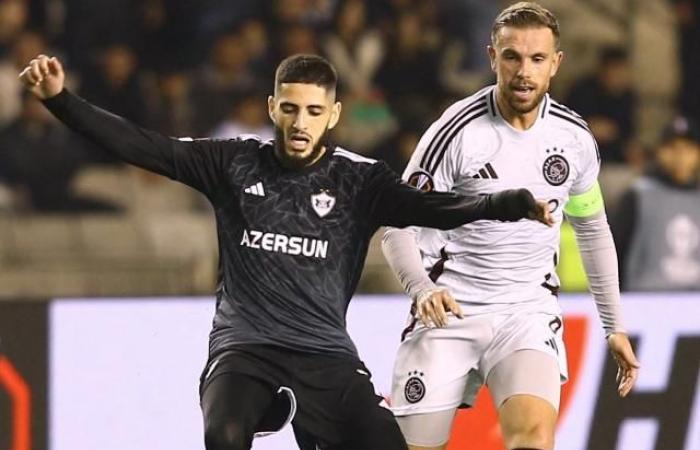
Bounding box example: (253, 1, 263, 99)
(311, 190, 336, 218)
(542, 152, 570, 186)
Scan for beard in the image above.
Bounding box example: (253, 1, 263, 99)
(274, 126, 330, 170)
(504, 83, 548, 115)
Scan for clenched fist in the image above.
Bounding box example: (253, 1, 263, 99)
(18, 54, 65, 100)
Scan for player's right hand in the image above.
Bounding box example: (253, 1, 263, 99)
(414, 288, 463, 327)
(490, 188, 554, 226)
(18, 54, 65, 100)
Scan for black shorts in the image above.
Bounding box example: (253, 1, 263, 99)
(199, 344, 407, 450)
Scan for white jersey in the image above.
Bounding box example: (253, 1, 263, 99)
(403, 85, 600, 315)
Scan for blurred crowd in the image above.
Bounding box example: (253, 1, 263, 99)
(0, 0, 699, 292)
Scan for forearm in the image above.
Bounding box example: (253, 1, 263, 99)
(382, 227, 436, 299)
(381, 186, 535, 229)
(42, 89, 177, 178)
(568, 211, 626, 336)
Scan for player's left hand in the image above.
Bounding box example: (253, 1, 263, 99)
(606, 332, 640, 397)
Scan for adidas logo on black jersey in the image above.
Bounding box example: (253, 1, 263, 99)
(472, 163, 499, 179)
(244, 182, 265, 196)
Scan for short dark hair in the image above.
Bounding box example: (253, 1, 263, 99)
(491, 2, 560, 49)
(274, 54, 338, 94)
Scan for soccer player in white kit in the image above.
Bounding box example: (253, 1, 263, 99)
(382, 3, 640, 450)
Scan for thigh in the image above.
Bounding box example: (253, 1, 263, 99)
(340, 370, 408, 450)
(395, 409, 456, 449)
(486, 349, 561, 410)
(292, 356, 407, 450)
(201, 372, 276, 449)
(488, 350, 559, 450)
(391, 315, 491, 416)
(482, 312, 568, 388)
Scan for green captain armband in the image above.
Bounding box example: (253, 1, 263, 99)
(564, 182, 605, 217)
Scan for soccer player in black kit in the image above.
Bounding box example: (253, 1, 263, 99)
(20, 53, 552, 450)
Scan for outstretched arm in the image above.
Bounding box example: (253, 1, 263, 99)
(365, 162, 553, 229)
(19, 55, 231, 197)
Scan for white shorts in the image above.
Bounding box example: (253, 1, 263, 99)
(390, 309, 568, 416)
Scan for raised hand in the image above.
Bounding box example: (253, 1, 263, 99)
(18, 54, 65, 100)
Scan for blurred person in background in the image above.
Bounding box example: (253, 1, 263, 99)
(277, 24, 321, 58)
(80, 43, 150, 128)
(191, 32, 257, 134)
(0, 0, 28, 56)
(613, 116, 700, 291)
(239, 19, 276, 88)
(151, 70, 197, 137)
(0, 30, 46, 126)
(0, 92, 118, 212)
(565, 46, 640, 165)
(673, 0, 700, 124)
(322, 0, 384, 98)
(210, 90, 274, 141)
(374, 9, 444, 135)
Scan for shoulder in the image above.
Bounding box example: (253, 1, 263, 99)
(415, 86, 493, 173)
(331, 146, 378, 165)
(546, 97, 599, 158)
(429, 86, 492, 133)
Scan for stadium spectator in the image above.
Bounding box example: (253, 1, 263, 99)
(565, 46, 639, 164)
(190, 32, 257, 134)
(322, 0, 384, 97)
(79, 43, 150, 127)
(210, 91, 273, 141)
(0, 93, 118, 212)
(0, 0, 28, 56)
(150, 70, 197, 137)
(0, 30, 47, 126)
(673, 0, 700, 124)
(374, 9, 444, 133)
(614, 116, 700, 291)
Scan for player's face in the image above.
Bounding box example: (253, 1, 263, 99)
(268, 83, 341, 169)
(489, 26, 563, 116)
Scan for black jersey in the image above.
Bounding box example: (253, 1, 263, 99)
(43, 90, 514, 357)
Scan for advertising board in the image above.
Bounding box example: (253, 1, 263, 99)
(47, 295, 700, 450)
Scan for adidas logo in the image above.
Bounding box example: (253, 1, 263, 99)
(244, 182, 265, 197)
(472, 163, 499, 179)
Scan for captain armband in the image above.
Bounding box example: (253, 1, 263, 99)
(564, 182, 605, 218)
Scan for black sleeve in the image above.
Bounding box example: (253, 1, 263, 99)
(42, 89, 235, 198)
(362, 162, 533, 229)
(610, 188, 638, 288)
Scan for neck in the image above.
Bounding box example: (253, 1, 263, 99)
(495, 88, 540, 131)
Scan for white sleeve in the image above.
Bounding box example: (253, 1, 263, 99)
(568, 211, 626, 336)
(381, 227, 437, 300)
(383, 119, 465, 299)
(570, 132, 601, 195)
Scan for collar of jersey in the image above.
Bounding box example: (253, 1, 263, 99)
(489, 87, 548, 140)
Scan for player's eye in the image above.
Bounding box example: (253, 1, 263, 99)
(281, 104, 297, 114)
(308, 107, 323, 116)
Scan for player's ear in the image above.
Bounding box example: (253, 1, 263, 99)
(267, 95, 276, 123)
(328, 101, 342, 130)
(487, 45, 497, 73)
(550, 50, 564, 78)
